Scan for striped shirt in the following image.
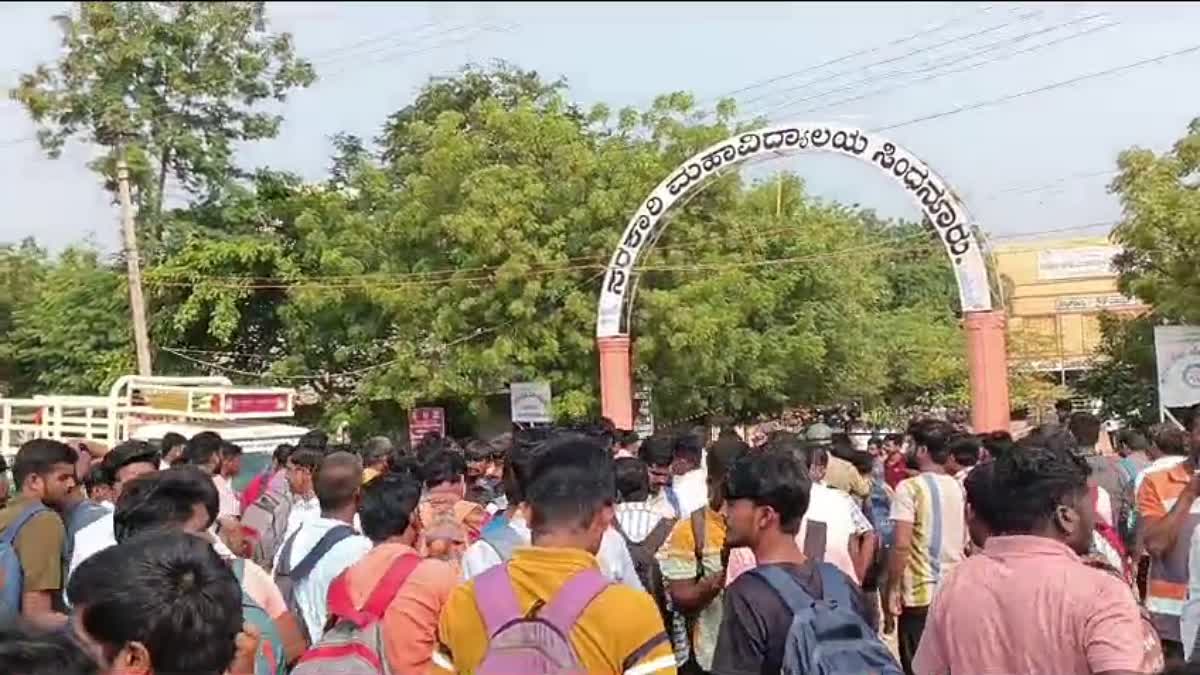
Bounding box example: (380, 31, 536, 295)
(1137, 460, 1195, 641)
(890, 472, 967, 609)
(616, 501, 666, 544)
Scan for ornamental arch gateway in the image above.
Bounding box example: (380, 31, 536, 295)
(595, 123, 1011, 432)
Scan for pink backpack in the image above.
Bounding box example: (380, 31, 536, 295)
(473, 565, 610, 675)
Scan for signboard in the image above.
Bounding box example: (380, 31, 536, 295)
(1037, 246, 1120, 281)
(1054, 295, 1141, 312)
(510, 382, 552, 424)
(1154, 326, 1200, 408)
(408, 407, 445, 449)
(633, 386, 654, 438)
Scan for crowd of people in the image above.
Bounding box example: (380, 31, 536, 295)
(1, 409, 1200, 674)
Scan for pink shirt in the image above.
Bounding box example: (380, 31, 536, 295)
(913, 535, 1159, 675)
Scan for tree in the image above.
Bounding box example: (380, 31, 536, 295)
(0, 240, 48, 393)
(10, 2, 315, 247)
(1077, 312, 1158, 429)
(1110, 117, 1200, 323)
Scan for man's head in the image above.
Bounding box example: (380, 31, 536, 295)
(501, 439, 543, 509)
(0, 624, 99, 675)
(359, 472, 423, 545)
(722, 452, 811, 551)
(315, 451, 363, 514)
(361, 436, 393, 473)
(907, 419, 955, 469)
(160, 433, 187, 467)
(803, 422, 834, 448)
(1151, 422, 1190, 459)
(986, 443, 1093, 554)
(945, 435, 981, 475)
(286, 447, 323, 498)
(964, 461, 996, 548)
(1116, 429, 1150, 458)
(419, 449, 466, 496)
(83, 465, 115, 506)
(272, 443, 294, 472)
(112, 467, 220, 544)
(217, 442, 242, 479)
(526, 434, 615, 555)
(706, 436, 750, 510)
(183, 432, 223, 476)
(614, 457, 650, 504)
(67, 531, 242, 675)
(882, 433, 904, 456)
(1067, 412, 1102, 449)
(463, 440, 495, 485)
(13, 439, 79, 509)
(297, 429, 330, 454)
(101, 441, 161, 501)
(637, 434, 675, 495)
(1055, 398, 1073, 423)
(672, 433, 704, 475)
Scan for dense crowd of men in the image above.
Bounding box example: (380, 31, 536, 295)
(2, 408, 1200, 674)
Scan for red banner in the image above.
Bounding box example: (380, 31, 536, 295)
(409, 407, 446, 449)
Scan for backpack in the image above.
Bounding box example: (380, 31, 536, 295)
(232, 559, 286, 675)
(243, 489, 292, 572)
(292, 553, 422, 675)
(480, 521, 526, 563)
(274, 525, 356, 642)
(0, 503, 48, 626)
(419, 493, 485, 565)
(612, 514, 676, 628)
(752, 564, 902, 675)
(473, 565, 610, 674)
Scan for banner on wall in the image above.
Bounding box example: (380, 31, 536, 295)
(510, 382, 552, 424)
(1154, 326, 1200, 408)
(408, 407, 445, 449)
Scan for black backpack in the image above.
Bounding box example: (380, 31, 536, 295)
(612, 515, 676, 624)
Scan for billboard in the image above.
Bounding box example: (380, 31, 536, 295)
(1154, 326, 1200, 408)
(1036, 246, 1120, 281)
(510, 382, 552, 424)
(408, 407, 445, 449)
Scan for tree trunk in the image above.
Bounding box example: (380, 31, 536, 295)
(117, 148, 153, 376)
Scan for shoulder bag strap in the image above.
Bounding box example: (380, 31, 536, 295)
(2, 503, 48, 545)
(690, 508, 706, 579)
(473, 564, 524, 637)
(644, 516, 677, 556)
(291, 525, 355, 582)
(538, 568, 610, 634)
(815, 561, 853, 608)
(750, 566, 816, 615)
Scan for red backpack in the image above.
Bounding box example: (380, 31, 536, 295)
(291, 554, 422, 675)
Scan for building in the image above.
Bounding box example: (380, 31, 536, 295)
(991, 236, 1147, 387)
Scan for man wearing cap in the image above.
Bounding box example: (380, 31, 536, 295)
(805, 422, 871, 499)
(67, 440, 161, 582)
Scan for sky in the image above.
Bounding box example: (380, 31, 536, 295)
(2, 1, 1200, 253)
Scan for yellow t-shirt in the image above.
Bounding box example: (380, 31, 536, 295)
(657, 507, 726, 670)
(433, 546, 676, 675)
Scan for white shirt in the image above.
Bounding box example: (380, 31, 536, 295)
(272, 516, 373, 643)
(615, 501, 666, 544)
(1095, 485, 1114, 529)
(797, 482, 874, 583)
(1183, 522, 1200, 660)
(68, 512, 235, 587)
(285, 494, 322, 539)
(213, 475, 240, 519)
(460, 515, 645, 592)
(672, 468, 708, 518)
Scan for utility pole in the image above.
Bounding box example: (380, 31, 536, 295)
(117, 149, 153, 375)
(776, 175, 784, 217)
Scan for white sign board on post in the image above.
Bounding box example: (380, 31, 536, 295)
(1036, 247, 1120, 281)
(510, 382, 552, 424)
(1154, 326, 1200, 408)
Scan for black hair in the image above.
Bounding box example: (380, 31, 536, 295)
(707, 436, 750, 483)
(949, 436, 981, 468)
(218, 442, 243, 460)
(13, 439, 79, 489)
(113, 467, 220, 543)
(1019, 425, 1078, 454)
(161, 432, 187, 452)
(289, 447, 324, 472)
(674, 433, 704, 466)
(526, 434, 615, 534)
(358, 472, 422, 543)
(297, 429, 330, 452)
(964, 461, 997, 530)
(981, 430, 1015, 462)
(638, 434, 675, 469)
(909, 419, 955, 465)
(413, 434, 450, 462)
(883, 433, 903, 446)
(361, 437, 393, 467)
(614, 457, 650, 503)
(0, 625, 99, 675)
(315, 452, 363, 511)
(987, 444, 1090, 535)
(501, 440, 542, 507)
(1116, 429, 1150, 453)
(724, 452, 811, 535)
(1055, 399, 1074, 414)
(103, 440, 161, 476)
(1067, 412, 1102, 447)
(273, 443, 294, 467)
(419, 449, 466, 489)
(464, 439, 494, 464)
(184, 431, 223, 467)
(83, 465, 112, 492)
(846, 449, 876, 475)
(767, 438, 824, 473)
(1151, 423, 1190, 456)
(67, 531, 242, 675)
(867, 436, 883, 449)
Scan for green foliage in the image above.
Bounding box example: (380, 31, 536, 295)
(1077, 313, 1158, 428)
(10, 1, 315, 244)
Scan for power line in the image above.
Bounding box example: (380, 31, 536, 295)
(763, 13, 1112, 120)
(875, 41, 1200, 132)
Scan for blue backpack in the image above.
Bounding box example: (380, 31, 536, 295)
(0, 503, 49, 627)
(752, 564, 902, 675)
(232, 559, 286, 675)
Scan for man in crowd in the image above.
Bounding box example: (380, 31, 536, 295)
(214, 442, 243, 519)
(112, 466, 308, 666)
(159, 432, 187, 469)
(641, 433, 686, 520)
(82, 466, 114, 510)
(67, 531, 250, 675)
(433, 434, 675, 674)
(1140, 421, 1200, 661)
(68, 440, 160, 581)
(360, 436, 393, 485)
(672, 432, 709, 518)
(804, 423, 870, 499)
(417, 449, 488, 565)
(1072, 411, 1124, 529)
(884, 433, 913, 488)
(273, 451, 373, 644)
(283, 446, 324, 538)
(795, 440, 876, 584)
(0, 439, 78, 628)
(0, 623, 100, 675)
(913, 443, 1162, 675)
(884, 419, 967, 675)
(241, 443, 293, 513)
(713, 448, 872, 675)
(658, 436, 749, 673)
(334, 471, 458, 673)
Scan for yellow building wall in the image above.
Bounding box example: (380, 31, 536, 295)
(992, 236, 1145, 372)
